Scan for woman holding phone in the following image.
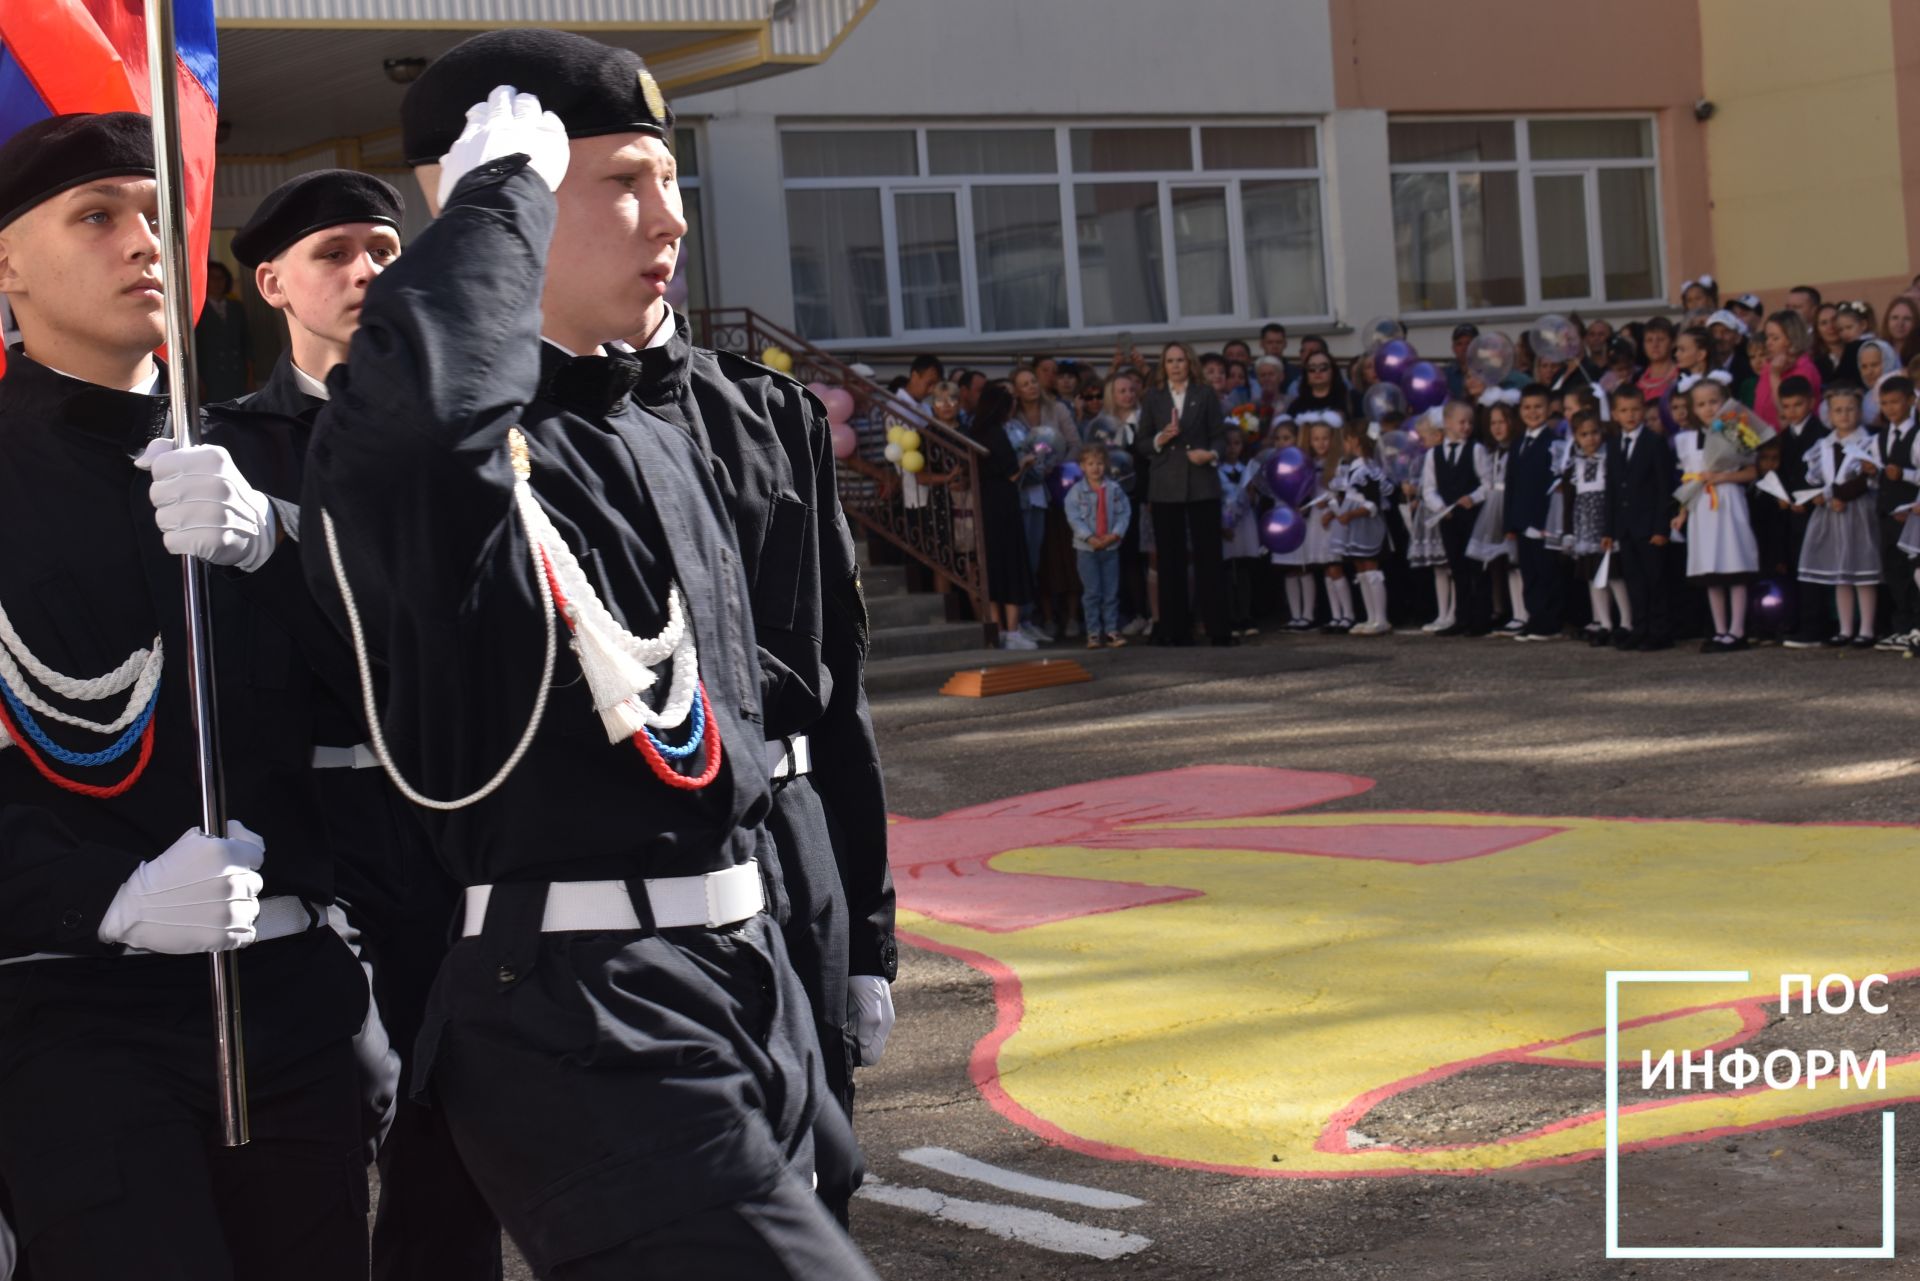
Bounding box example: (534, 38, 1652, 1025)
(1133, 341, 1233, 646)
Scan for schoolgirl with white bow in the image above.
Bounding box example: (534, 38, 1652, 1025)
(1404, 409, 1450, 629)
(1670, 370, 1769, 652)
(1798, 385, 1884, 648)
(1559, 409, 1631, 645)
(1470, 395, 1527, 632)
(1327, 420, 1393, 635)
(1274, 412, 1340, 630)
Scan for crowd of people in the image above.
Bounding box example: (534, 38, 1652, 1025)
(873, 276, 1920, 658)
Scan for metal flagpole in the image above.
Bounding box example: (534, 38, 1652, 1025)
(143, 0, 249, 1148)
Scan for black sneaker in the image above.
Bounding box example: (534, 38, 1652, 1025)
(1823, 634, 1854, 648)
(1781, 637, 1823, 650)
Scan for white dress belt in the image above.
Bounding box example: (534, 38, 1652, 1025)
(770, 733, 812, 781)
(0, 895, 323, 966)
(460, 861, 765, 938)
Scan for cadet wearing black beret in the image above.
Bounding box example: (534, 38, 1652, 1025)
(0, 112, 153, 231)
(400, 27, 673, 166)
(231, 168, 404, 269)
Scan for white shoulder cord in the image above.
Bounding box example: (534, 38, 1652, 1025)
(0, 607, 162, 747)
(319, 428, 557, 812)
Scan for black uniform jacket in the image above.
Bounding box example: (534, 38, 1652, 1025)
(300, 156, 771, 887)
(630, 320, 896, 980)
(0, 352, 339, 959)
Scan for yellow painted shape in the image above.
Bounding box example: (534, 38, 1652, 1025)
(1529, 1007, 1747, 1066)
(906, 814, 1918, 1175)
(1698, 0, 1907, 289)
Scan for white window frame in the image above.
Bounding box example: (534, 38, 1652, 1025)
(778, 119, 1332, 349)
(672, 124, 711, 311)
(1387, 113, 1666, 319)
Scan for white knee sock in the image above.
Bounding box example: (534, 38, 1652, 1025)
(1728, 583, 1748, 638)
(1836, 586, 1856, 637)
(1361, 569, 1387, 626)
(1587, 584, 1612, 629)
(1859, 585, 1879, 638)
(1328, 576, 1354, 623)
(1432, 567, 1454, 625)
(1303, 572, 1322, 621)
(1707, 585, 1729, 636)
(1609, 580, 1633, 631)
(1508, 566, 1529, 623)
(1285, 574, 1306, 621)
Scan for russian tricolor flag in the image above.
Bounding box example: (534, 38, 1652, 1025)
(0, 0, 219, 373)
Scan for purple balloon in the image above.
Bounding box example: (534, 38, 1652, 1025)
(1260, 503, 1307, 556)
(1403, 361, 1447, 414)
(1048, 460, 1084, 507)
(1374, 339, 1417, 387)
(1748, 577, 1793, 631)
(1263, 445, 1313, 508)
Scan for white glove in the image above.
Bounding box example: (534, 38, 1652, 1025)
(848, 974, 895, 1067)
(137, 438, 278, 573)
(98, 822, 266, 954)
(438, 84, 570, 208)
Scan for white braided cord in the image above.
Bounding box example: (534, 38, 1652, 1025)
(320, 486, 558, 812)
(0, 598, 163, 753)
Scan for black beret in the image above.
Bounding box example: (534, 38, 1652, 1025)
(231, 169, 404, 268)
(0, 113, 154, 232)
(401, 29, 673, 166)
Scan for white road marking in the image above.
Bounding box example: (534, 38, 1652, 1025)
(857, 1183, 1153, 1259)
(896, 1145, 1146, 1210)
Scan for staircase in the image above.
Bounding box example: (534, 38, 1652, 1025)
(689, 308, 992, 651)
(858, 543, 985, 662)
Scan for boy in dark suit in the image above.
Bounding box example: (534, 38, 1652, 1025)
(1875, 376, 1918, 647)
(1772, 376, 1828, 647)
(1606, 384, 1676, 650)
(1503, 383, 1565, 640)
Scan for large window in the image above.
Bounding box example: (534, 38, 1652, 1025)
(780, 122, 1328, 345)
(1388, 117, 1662, 315)
(672, 127, 711, 313)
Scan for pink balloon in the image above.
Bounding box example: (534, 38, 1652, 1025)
(819, 387, 855, 425)
(830, 423, 858, 460)
(806, 380, 833, 401)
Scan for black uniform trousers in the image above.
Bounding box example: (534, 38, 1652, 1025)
(1152, 498, 1229, 642)
(1616, 534, 1673, 643)
(1881, 513, 1919, 635)
(1515, 535, 1566, 636)
(424, 881, 875, 1281)
(0, 930, 369, 1281)
(764, 773, 864, 1223)
(1437, 511, 1491, 631)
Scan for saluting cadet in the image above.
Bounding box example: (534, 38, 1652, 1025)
(0, 112, 369, 1279)
(302, 31, 878, 1280)
(620, 118, 896, 1224)
(205, 170, 502, 1281)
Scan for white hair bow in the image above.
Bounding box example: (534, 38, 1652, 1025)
(1675, 370, 1733, 395)
(1478, 387, 1520, 407)
(1683, 274, 1716, 293)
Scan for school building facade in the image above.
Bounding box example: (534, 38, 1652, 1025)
(211, 0, 1920, 365)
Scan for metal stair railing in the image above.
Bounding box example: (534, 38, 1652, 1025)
(689, 308, 989, 624)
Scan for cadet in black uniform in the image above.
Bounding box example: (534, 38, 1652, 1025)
(0, 113, 368, 1280)
(206, 170, 503, 1281)
(626, 288, 898, 1221)
(302, 34, 877, 1280)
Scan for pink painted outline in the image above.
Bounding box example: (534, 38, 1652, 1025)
(901, 800, 1920, 1180)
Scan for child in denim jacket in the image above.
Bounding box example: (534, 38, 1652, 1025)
(1066, 442, 1134, 648)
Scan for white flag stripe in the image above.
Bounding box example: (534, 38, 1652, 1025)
(856, 1184, 1153, 1260)
(897, 1146, 1146, 1210)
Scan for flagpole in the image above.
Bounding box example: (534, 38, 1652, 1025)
(143, 0, 249, 1149)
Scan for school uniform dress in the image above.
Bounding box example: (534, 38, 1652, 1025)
(1672, 429, 1759, 580)
(1467, 447, 1514, 565)
(1329, 457, 1389, 560)
(1403, 472, 1446, 571)
(0, 354, 370, 1280)
(1798, 435, 1883, 586)
(1564, 450, 1613, 573)
(301, 156, 873, 1280)
(1274, 468, 1336, 568)
(1609, 426, 1677, 646)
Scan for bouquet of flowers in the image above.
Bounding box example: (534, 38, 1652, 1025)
(1674, 402, 1774, 508)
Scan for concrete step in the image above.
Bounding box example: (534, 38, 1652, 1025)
(866, 620, 985, 662)
(864, 590, 947, 631)
(860, 563, 908, 597)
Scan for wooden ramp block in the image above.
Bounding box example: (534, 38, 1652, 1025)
(940, 658, 1093, 698)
